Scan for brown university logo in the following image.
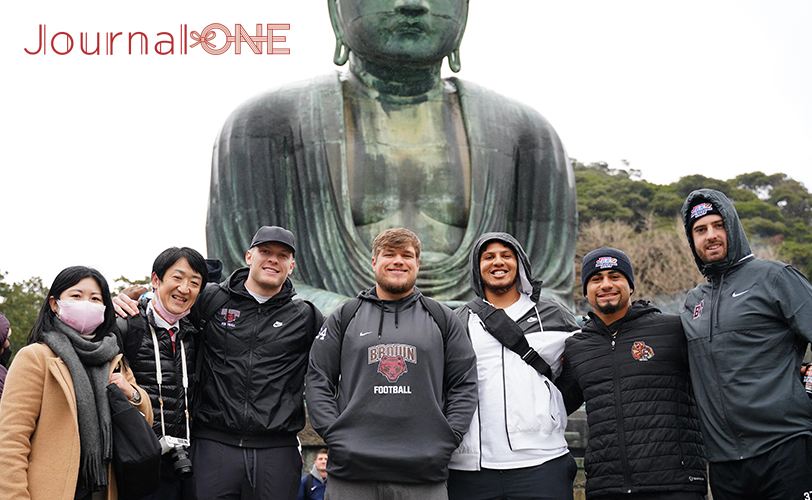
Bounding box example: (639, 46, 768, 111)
(368, 344, 417, 383)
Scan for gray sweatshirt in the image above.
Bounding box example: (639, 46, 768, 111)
(306, 288, 477, 483)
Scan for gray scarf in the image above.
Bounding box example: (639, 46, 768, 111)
(41, 319, 120, 492)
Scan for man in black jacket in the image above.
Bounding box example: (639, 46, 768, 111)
(558, 247, 706, 500)
(116, 227, 324, 500)
(115, 246, 207, 500)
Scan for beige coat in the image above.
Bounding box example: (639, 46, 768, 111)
(0, 342, 153, 500)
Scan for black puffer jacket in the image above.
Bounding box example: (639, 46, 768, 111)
(558, 301, 706, 498)
(116, 298, 197, 440)
(192, 268, 323, 448)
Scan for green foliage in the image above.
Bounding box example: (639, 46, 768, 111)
(741, 217, 787, 238)
(574, 160, 812, 286)
(113, 275, 151, 294)
(0, 271, 47, 356)
(778, 240, 812, 278)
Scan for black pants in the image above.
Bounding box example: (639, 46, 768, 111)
(709, 434, 812, 500)
(191, 438, 301, 500)
(447, 452, 578, 500)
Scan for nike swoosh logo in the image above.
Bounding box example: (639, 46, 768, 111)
(273, 321, 284, 327)
(527, 317, 538, 323)
(359, 331, 373, 336)
(732, 290, 749, 297)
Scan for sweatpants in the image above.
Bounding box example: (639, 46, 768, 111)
(191, 438, 301, 500)
(708, 434, 812, 500)
(324, 475, 447, 500)
(446, 452, 578, 500)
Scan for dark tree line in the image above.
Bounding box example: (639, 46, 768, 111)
(574, 161, 812, 278)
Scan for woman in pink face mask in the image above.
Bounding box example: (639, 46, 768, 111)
(0, 266, 153, 500)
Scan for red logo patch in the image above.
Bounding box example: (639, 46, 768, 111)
(377, 355, 408, 383)
(631, 341, 655, 361)
(693, 299, 704, 320)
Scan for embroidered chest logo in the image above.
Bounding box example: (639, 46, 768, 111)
(220, 308, 241, 327)
(631, 341, 655, 361)
(368, 344, 417, 383)
(693, 299, 704, 320)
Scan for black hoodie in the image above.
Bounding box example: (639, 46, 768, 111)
(681, 189, 812, 461)
(306, 287, 477, 483)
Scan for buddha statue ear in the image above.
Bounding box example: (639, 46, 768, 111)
(447, 3, 469, 73)
(328, 0, 350, 66)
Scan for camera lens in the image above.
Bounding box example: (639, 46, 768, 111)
(171, 447, 193, 479)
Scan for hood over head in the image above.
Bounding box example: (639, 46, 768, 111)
(681, 188, 753, 277)
(469, 232, 541, 302)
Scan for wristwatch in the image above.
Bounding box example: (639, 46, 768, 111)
(129, 388, 142, 404)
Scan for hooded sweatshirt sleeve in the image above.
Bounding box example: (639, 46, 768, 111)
(305, 311, 343, 437)
(439, 308, 479, 442)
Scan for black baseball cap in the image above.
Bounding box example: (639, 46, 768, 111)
(250, 226, 295, 254)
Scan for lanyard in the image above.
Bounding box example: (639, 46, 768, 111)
(150, 325, 191, 441)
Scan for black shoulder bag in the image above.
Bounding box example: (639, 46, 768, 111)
(107, 381, 161, 500)
(465, 297, 552, 379)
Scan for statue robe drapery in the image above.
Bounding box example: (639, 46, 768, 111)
(207, 72, 577, 312)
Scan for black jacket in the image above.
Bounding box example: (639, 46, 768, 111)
(192, 268, 323, 447)
(558, 301, 706, 498)
(116, 297, 197, 441)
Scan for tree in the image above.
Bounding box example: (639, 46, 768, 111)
(0, 271, 47, 356)
(113, 275, 151, 294)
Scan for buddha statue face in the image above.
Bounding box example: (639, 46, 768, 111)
(329, 0, 468, 68)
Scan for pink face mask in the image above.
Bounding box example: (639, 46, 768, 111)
(152, 284, 191, 325)
(57, 300, 107, 335)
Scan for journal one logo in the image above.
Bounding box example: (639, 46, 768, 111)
(368, 344, 417, 383)
(24, 23, 290, 56)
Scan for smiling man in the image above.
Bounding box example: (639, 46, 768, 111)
(306, 228, 477, 500)
(114, 247, 208, 500)
(116, 226, 324, 500)
(448, 233, 580, 500)
(556, 247, 707, 500)
(681, 189, 812, 500)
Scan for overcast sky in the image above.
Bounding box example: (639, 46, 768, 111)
(3, 1, 811, 288)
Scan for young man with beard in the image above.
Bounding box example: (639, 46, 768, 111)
(115, 226, 324, 500)
(557, 248, 707, 500)
(115, 247, 208, 500)
(306, 228, 477, 500)
(681, 189, 812, 500)
(447, 232, 580, 500)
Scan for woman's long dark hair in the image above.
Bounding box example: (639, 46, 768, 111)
(28, 266, 117, 345)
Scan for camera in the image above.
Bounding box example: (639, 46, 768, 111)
(159, 435, 193, 479)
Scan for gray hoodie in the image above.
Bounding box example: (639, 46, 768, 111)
(680, 189, 812, 461)
(306, 287, 478, 483)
